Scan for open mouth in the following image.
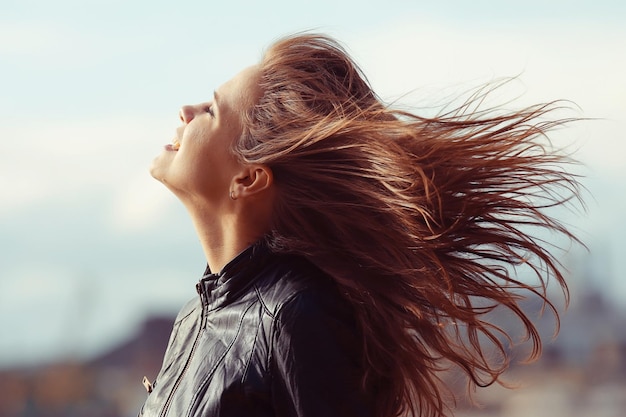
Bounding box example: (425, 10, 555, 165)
(171, 138, 181, 151)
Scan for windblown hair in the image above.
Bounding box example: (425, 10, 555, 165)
(236, 34, 582, 417)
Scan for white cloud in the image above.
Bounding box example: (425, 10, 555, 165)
(107, 170, 177, 233)
(344, 17, 626, 174)
(0, 115, 174, 214)
(0, 21, 69, 56)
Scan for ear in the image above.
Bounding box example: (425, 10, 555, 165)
(231, 165, 273, 199)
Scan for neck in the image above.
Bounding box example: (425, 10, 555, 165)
(184, 202, 270, 273)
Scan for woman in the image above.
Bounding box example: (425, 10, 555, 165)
(141, 34, 581, 417)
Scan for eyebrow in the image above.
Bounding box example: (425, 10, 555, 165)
(213, 90, 220, 107)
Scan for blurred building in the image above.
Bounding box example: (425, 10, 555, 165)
(0, 288, 624, 417)
(0, 317, 172, 417)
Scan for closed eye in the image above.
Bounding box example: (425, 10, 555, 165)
(204, 105, 214, 117)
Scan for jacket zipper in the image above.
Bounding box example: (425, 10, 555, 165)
(159, 285, 207, 417)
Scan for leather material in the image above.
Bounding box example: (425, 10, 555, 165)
(138, 242, 374, 417)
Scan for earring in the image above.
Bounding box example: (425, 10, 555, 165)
(230, 190, 236, 200)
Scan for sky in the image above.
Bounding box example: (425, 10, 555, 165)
(1, 0, 625, 367)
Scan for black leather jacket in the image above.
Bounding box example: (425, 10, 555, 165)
(138, 242, 375, 417)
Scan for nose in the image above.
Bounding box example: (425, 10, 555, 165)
(179, 105, 196, 124)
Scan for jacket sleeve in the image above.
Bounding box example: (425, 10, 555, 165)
(269, 288, 375, 417)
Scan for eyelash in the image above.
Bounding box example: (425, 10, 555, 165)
(205, 106, 214, 116)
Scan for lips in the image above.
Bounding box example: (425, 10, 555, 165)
(165, 138, 181, 151)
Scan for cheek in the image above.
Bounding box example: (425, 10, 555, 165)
(176, 150, 209, 181)
(180, 151, 234, 194)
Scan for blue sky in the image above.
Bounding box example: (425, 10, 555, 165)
(1, 0, 625, 366)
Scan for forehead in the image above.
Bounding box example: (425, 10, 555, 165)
(217, 65, 261, 114)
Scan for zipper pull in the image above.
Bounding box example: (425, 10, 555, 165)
(142, 376, 153, 393)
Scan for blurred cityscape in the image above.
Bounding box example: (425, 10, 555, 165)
(0, 286, 624, 417)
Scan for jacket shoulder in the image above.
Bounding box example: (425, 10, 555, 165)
(253, 254, 339, 318)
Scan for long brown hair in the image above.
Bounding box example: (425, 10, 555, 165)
(236, 33, 582, 417)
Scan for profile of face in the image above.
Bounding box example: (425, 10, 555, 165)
(150, 65, 262, 208)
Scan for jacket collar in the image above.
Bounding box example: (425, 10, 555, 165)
(195, 240, 271, 311)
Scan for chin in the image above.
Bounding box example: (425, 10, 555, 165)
(149, 161, 166, 184)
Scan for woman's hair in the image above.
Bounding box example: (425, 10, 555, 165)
(236, 33, 582, 417)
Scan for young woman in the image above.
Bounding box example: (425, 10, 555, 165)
(140, 33, 582, 417)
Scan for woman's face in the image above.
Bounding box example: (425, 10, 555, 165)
(150, 65, 261, 208)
